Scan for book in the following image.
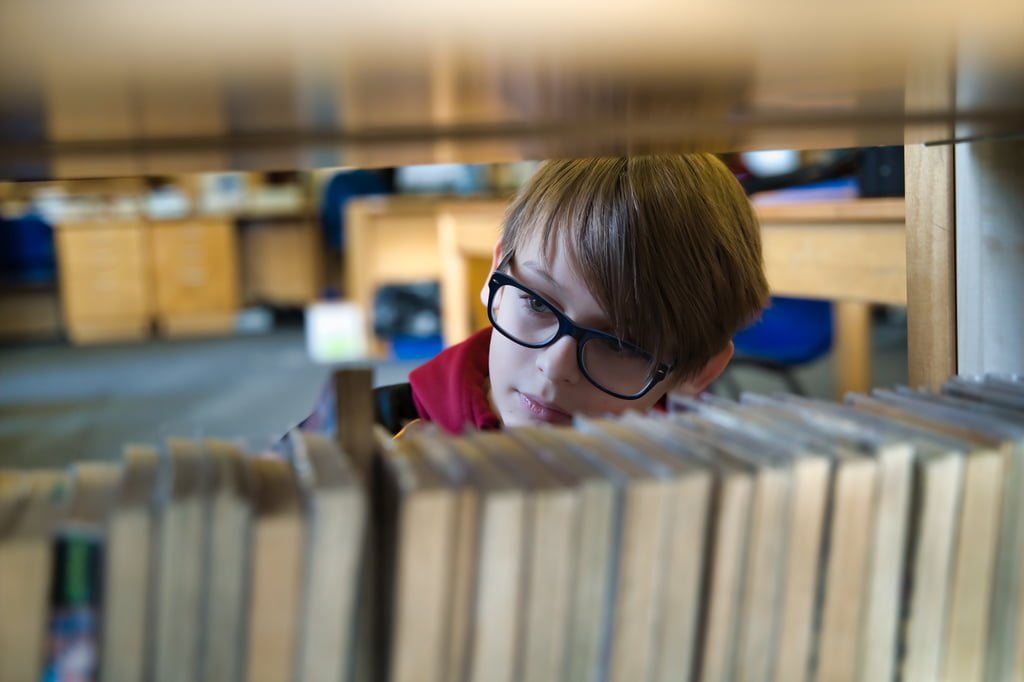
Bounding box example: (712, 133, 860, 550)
(574, 416, 676, 682)
(480, 430, 579, 682)
(291, 432, 366, 682)
(198, 439, 252, 682)
(245, 456, 306, 682)
(102, 444, 160, 682)
(769, 398, 965, 682)
(444, 432, 525, 682)
(0, 470, 67, 682)
(45, 462, 119, 682)
(513, 427, 621, 682)
(152, 438, 207, 682)
(677, 399, 832, 682)
(589, 415, 715, 682)
(378, 432, 458, 682)
(742, 393, 915, 682)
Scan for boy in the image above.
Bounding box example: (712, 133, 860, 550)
(305, 154, 768, 435)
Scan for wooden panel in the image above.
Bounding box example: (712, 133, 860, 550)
(955, 139, 1024, 377)
(345, 199, 442, 353)
(833, 301, 872, 398)
(760, 222, 907, 305)
(158, 312, 237, 338)
(55, 220, 153, 343)
(467, 256, 494, 335)
(437, 201, 504, 344)
(241, 220, 323, 306)
(150, 218, 239, 318)
(904, 42, 957, 389)
(65, 318, 151, 345)
(905, 144, 956, 388)
(755, 198, 905, 223)
(0, 288, 61, 339)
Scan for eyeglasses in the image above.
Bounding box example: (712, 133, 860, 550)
(486, 270, 672, 400)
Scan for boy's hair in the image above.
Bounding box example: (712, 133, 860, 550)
(500, 154, 769, 383)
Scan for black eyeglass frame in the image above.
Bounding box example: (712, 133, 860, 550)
(486, 270, 672, 400)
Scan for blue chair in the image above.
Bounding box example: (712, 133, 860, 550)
(718, 296, 833, 397)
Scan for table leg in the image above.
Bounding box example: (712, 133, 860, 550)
(834, 301, 872, 399)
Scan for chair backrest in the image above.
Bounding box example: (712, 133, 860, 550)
(732, 296, 833, 366)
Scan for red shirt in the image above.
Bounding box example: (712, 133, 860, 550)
(409, 327, 501, 434)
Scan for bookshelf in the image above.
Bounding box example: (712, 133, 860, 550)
(2, 7, 1023, 682)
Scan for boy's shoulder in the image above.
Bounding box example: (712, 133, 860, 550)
(408, 327, 499, 434)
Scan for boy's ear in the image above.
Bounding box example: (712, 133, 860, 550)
(673, 341, 735, 396)
(479, 240, 504, 307)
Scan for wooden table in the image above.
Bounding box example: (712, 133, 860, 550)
(345, 196, 906, 398)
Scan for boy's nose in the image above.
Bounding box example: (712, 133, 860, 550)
(535, 336, 582, 385)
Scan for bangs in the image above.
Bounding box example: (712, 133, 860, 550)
(501, 159, 667, 369)
(500, 155, 768, 382)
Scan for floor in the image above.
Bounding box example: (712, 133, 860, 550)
(0, 316, 907, 469)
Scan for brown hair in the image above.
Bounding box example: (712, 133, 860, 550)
(500, 154, 769, 382)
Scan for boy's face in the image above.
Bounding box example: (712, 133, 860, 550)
(481, 234, 724, 428)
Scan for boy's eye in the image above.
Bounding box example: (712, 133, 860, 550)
(520, 294, 551, 314)
(603, 339, 629, 354)
(597, 337, 645, 359)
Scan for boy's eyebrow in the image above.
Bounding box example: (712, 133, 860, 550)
(520, 258, 616, 333)
(519, 260, 560, 289)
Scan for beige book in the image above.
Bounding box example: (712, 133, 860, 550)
(245, 456, 306, 682)
(670, 414, 791, 682)
(102, 444, 160, 682)
(291, 432, 366, 682)
(378, 433, 458, 682)
(775, 396, 916, 682)
(477, 429, 579, 682)
(0, 469, 66, 682)
(901, 447, 965, 682)
(850, 391, 1011, 682)
(851, 393, 1007, 682)
(66, 462, 120, 524)
(891, 387, 1024, 682)
(509, 427, 620, 682)
(572, 417, 675, 682)
(594, 415, 716, 682)
(415, 431, 482, 682)
(152, 438, 207, 682)
(790, 395, 974, 682)
(741, 396, 962, 682)
(813, 448, 877, 682)
(741, 394, 921, 682)
(719, 408, 831, 682)
(199, 440, 252, 682)
(441, 432, 525, 682)
(689, 449, 754, 682)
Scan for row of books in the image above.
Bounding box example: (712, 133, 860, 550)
(2, 373, 1023, 682)
(0, 433, 365, 682)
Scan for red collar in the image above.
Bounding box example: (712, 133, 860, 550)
(408, 328, 501, 434)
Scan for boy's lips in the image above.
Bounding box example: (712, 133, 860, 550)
(518, 392, 573, 424)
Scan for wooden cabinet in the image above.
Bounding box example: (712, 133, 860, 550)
(241, 219, 322, 306)
(149, 218, 239, 337)
(55, 219, 152, 344)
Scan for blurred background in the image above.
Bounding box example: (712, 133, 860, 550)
(0, 148, 909, 466)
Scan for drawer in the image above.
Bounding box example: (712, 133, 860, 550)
(56, 222, 152, 321)
(150, 218, 239, 314)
